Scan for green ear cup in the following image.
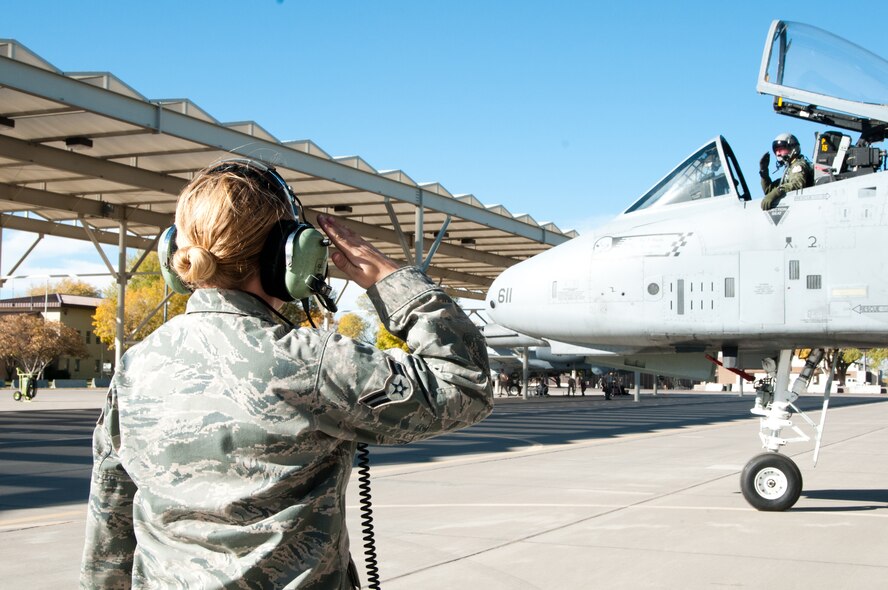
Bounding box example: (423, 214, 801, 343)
(284, 226, 329, 300)
(158, 225, 192, 295)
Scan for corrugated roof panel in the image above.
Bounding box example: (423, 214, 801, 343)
(419, 182, 452, 198)
(157, 100, 219, 124)
(68, 73, 146, 100)
(0, 40, 57, 72)
(379, 170, 417, 186)
(334, 156, 378, 174)
(282, 140, 332, 160)
(224, 121, 279, 143)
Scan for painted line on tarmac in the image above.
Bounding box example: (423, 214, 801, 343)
(345, 502, 640, 510)
(0, 508, 83, 529)
(343, 501, 888, 518)
(364, 420, 737, 479)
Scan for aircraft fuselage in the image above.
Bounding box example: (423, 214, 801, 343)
(488, 169, 888, 354)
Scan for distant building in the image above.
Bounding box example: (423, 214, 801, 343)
(0, 294, 107, 380)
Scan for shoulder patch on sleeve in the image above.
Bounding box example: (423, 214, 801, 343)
(359, 356, 413, 409)
(791, 165, 802, 173)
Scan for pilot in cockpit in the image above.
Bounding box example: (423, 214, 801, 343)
(759, 133, 814, 210)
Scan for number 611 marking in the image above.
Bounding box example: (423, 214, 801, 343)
(497, 288, 513, 303)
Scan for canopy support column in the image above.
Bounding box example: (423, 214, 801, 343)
(115, 219, 127, 368)
(414, 191, 424, 268)
(81, 218, 119, 277)
(128, 290, 175, 343)
(383, 197, 414, 266)
(522, 346, 529, 399)
(421, 215, 451, 272)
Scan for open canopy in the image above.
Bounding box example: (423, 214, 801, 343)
(757, 20, 888, 135)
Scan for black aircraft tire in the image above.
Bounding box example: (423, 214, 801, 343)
(740, 452, 803, 511)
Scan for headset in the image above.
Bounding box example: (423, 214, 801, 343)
(158, 158, 338, 314)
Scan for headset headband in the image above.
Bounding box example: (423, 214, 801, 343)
(208, 158, 300, 219)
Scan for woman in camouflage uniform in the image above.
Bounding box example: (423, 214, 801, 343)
(80, 160, 493, 589)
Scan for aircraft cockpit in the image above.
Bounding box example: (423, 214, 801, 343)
(758, 20, 888, 182)
(624, 136, 750, 213)
(624, 20, 888, 217)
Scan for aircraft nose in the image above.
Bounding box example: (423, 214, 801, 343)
(485, 233, 589, 340)
(486, 270, 509, 323)
(486, 259, 541, 334)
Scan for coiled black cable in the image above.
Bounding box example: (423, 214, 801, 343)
(356, 442, 380, 589)
(251, 299, 378, 587)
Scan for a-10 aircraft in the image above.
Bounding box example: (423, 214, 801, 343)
(485, 20, 888, 511)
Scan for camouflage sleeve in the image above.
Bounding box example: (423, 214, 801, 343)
(314, 266, 493, 444)
(760, 173, 778, 195)
(80, 384, 138, 589)
(780, 159, 813, 193)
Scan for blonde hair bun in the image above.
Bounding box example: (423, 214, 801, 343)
(173, 245, 218, 286)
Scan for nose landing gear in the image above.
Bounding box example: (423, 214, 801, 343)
(740, 348, 833, 511)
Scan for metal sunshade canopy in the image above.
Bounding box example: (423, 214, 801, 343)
(0, 39, 576, 303)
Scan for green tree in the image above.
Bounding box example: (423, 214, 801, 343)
(93, 251, 188, 349)
(0, 314, 88, 378)
(834, 348, 888, 386)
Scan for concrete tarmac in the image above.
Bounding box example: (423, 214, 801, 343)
(2, 387, 887, 589)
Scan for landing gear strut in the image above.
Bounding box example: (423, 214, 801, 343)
(740, 348, 832, 511)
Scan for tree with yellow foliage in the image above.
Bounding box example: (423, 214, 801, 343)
(93, 252, 188, 349)
(797, 347, 888, 386)
(351, 293, 408, 351)
(279, 300, 334, 329)
(336, 312, 370, 342)
(27, 277, 100, 297)
(375, 322, 409, 352)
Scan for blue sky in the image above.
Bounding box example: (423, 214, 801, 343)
(4, 1, 888, 307)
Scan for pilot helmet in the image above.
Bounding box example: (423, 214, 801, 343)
(772, 133, 801, 164)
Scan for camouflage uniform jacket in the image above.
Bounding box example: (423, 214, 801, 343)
(760, 154, 814, 210)
(80, 266, 493, 589)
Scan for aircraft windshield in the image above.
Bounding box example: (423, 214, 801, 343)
(763, 21, 888, 107)
(625, 141, 731, 213)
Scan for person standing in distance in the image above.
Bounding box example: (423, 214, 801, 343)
(760, 132, 814, 210)
(80, 159, 493, 589)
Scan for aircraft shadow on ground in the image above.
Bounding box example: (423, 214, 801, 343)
(2, 395, 886, 511)
(796, 488, 888, 511)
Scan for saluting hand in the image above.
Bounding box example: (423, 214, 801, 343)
(317, 214, 400, 289)
(759, 152, 770, 175)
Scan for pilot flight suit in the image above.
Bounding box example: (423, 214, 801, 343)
(760, 153, 814, 210)
(80, 266, 493, 589)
